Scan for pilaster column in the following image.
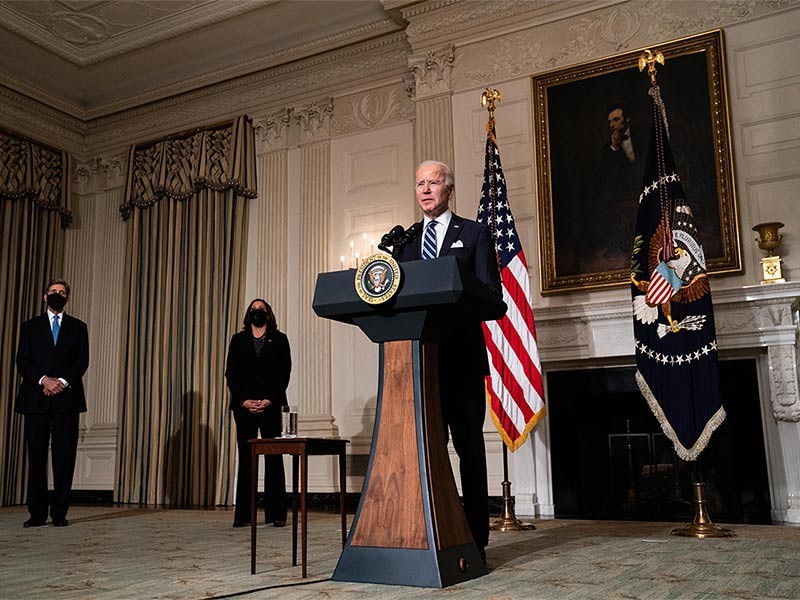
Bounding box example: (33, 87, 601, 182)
(765, 296, 800, 522)
(67, 153, 128, 489)
(294, 99, 337, 435)
(410, 46, 455, 195)
(251, 108, 292, 333)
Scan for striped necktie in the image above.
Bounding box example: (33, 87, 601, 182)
(52, 314, 60, 344)
(422, 220, 438, 260)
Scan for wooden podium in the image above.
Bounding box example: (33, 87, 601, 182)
(312, 256, 506, 587)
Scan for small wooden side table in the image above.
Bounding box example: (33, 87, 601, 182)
(249, 437, 349, 577)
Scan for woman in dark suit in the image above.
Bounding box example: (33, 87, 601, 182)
(225, 299, 291, 528)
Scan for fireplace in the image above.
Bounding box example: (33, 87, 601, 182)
(547, 360, 770, 523)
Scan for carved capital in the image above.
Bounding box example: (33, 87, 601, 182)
(253, 107, 293, 153)
(103, 153, 127, 189)
(293, 98, 333, 144)
(409, 45, 455, 99)
(767, 345, 800, 422)
(73, 153, 127, 194)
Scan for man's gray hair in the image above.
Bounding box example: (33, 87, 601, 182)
(44, 278, 70, 297)
(417, 160, 454, 191)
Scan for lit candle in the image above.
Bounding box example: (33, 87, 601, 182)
(339, 255, 345, 270)
(370, 238, 375, 254)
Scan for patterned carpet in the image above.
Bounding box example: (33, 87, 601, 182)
(2, 505, 799, 599)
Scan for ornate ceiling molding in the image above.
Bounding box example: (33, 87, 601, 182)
(84, 33, 409, 152)
(0, 1, 265, 66)
(0, 86, 85, 152)
(398, 0, 625, 51)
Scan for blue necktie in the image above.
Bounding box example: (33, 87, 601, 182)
(422, 220, 438, 260)
(52, 315, 60, 345)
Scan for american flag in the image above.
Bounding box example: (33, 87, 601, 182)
(477, 122, 546, 451)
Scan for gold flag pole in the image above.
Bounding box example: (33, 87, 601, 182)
(481, 87, 536, 533)
(671, 482, 735, 538)
(637, 48, 735, 539)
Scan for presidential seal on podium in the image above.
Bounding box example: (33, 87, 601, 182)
(355, 253, 401, 304)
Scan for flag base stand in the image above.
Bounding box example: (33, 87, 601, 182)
(490, 446, 536, 532)
(490, 480, 536, 531)
(671, 483, 735, 538)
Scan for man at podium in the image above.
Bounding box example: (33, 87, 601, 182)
(399, 160, 501, 561)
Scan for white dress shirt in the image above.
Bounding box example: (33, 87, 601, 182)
(422, 209, 453, 257)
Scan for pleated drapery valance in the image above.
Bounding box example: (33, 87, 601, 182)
(0, 128, 72, 227)
(120, 116, 257, 220)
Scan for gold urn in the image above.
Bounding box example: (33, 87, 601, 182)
(753, 222, 786, 284)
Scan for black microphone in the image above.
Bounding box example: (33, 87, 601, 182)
(377, 225, 405, 252)
(399, 222, 422, 246)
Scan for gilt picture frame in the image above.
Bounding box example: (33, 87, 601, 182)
(533, 30, 740, 294)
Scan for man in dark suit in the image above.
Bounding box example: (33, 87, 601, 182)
(587, 102, 648, 272)
(15, 278, 89, 528)
(399, 160, 502, 561)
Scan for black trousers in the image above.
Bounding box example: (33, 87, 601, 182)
(24, 410, 80, 521)
(233, 406, 287, 523)
(439, 364, 490, 549)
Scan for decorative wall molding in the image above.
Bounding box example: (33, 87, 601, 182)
(294, 98, 333, 144)
(409, 45, 455, 99)
(768, 345, 800, 421)
(454, 0, 796, 90)
(740, 112, 800, 156)
(574, 6, 640, 51)
(253, 107, 293, 153)
(332, 85, 414, 135)
(639, 0, 797, 42)
(733, 32, 800, 99)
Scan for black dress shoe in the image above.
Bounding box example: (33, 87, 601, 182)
(23, 518, 47, 528)
(273, 520, 286, 528)
(232, 520, 251, 528)
(52, 518, 69, 527)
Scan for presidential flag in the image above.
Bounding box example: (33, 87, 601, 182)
(478, 120, 546, 452)
(630, 82, 725, 461)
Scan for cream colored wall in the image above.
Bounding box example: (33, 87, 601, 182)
(330, 121, 416, 455)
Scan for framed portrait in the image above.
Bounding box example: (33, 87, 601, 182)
(533, 30, 741, 294)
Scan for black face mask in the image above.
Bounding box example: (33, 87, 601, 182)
(250, 309, 268, 327)
(46, 293, 67, 312)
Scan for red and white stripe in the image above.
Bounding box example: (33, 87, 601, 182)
(645, 271, 678, 306)
(482, 250, 546, 451)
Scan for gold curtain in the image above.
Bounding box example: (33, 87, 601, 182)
(0, 129, 70, 505)
(115, 117, 254, 506)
